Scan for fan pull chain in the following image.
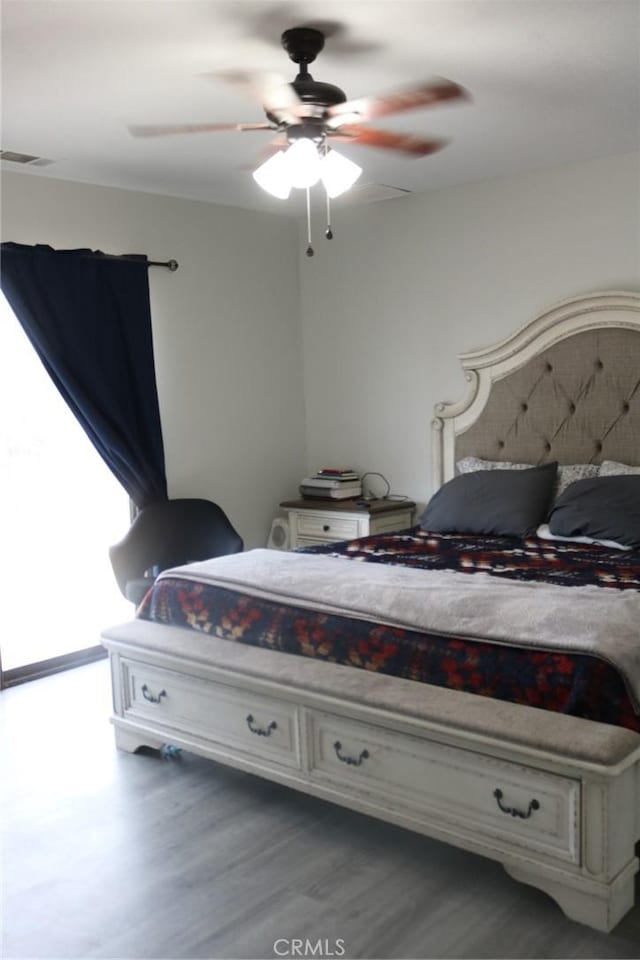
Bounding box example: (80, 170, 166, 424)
(325, 192, 333, 239)
(305, 187, 314, 258)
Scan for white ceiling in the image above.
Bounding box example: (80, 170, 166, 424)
(2, 1, 639, 216)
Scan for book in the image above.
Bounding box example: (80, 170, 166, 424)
(316, 467, 359, 479)
(300, 484, 362, 500)
(301, 476, 360, 489)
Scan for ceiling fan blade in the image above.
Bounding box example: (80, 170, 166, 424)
(128, 121, 273, 138)
(258, 72, 302, 123)
(335, 125, 448, 157)
(207, 69, 302, 125)
(328, 78, 468, 125)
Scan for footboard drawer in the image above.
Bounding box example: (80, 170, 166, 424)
(307, 711, 580, 864)
(121, 659, 301, 768)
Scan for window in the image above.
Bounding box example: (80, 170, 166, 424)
(0, 291, 131, 679)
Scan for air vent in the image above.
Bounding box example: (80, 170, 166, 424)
(0, 150, 54, 166)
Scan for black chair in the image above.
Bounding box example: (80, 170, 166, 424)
(109, 498, 243, 605)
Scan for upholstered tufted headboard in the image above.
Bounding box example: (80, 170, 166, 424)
(432, 291, 640, 489)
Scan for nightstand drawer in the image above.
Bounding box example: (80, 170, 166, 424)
(296, 512, 361, 541)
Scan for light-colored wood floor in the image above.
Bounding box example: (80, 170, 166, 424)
(2, 660, 640, 960)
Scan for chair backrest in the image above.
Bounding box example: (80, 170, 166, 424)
(109, 498, 243, 599)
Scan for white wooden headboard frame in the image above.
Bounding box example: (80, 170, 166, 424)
(432, 291, 640, 490)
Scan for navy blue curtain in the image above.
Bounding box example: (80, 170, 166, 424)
(0, 243, 167, 508)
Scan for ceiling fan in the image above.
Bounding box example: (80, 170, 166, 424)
(131, 26, 468, 154)
(130, 27, 468, 253)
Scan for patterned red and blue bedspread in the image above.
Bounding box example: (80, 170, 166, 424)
(138, 530, 640, 732)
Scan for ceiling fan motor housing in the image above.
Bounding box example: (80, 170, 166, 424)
(291, 78, 346, 107)
(273, 26, 347, 124)
(265, 78, 347, 125)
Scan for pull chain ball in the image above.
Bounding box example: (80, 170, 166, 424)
(306, 245, 315, 257)
(325, 227, 333, 239)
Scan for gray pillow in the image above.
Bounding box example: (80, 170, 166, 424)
(421, 462, 558, 538)
(456, 456, 599, 499)
(549, 476, 640, 549)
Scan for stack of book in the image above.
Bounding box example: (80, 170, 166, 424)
(300, 468, 362, 500)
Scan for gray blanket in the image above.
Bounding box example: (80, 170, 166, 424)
(160, 548, 640, 711)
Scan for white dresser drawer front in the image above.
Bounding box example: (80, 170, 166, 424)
(295, 512, 362, 541)
(122, 660, 300, 768)
(307, 711, 580, 863)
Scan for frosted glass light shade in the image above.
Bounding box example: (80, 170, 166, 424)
(320, 149, 363, 198)
(284, 138, 321, 188)
(253, 141, 363, 200)
(252, 151, 291, 199)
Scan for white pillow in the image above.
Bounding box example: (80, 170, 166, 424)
(455, 457, 599, 498)
(598, 460, 640, 476)
(456, 456, 530, 474)
(555, 463, 600, 496)
(536, 523, 631, 552)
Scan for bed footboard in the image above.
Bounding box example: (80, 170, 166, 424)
(102, 620, 640, 933)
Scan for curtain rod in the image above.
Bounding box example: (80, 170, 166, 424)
(0, 244, 179, 272)
(93, 254, 179, 271)
(149, 259, 179, 271)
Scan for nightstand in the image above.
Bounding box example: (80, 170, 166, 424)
(280, 498, 416, 548)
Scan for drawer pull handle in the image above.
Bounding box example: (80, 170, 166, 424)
(246, 714, 277, 737)
(493, 788, 540, 819)
(141, 684, 167, 704)
(323, 524, 330, 532)
(333, 741, 369, 766)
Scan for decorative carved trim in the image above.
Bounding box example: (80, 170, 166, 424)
(432, 291, 640, 489)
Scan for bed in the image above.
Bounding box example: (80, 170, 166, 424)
(102, 290, 640, 932)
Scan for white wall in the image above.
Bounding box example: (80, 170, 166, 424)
(3, 153, 638, 541)
(299, 153, 640, 509)
(1, 171, 306, 547)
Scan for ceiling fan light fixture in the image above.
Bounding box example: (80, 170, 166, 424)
(252, 151, 292, 199)
(284, 138, 321, 188)
(320, 149, 363, 198)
